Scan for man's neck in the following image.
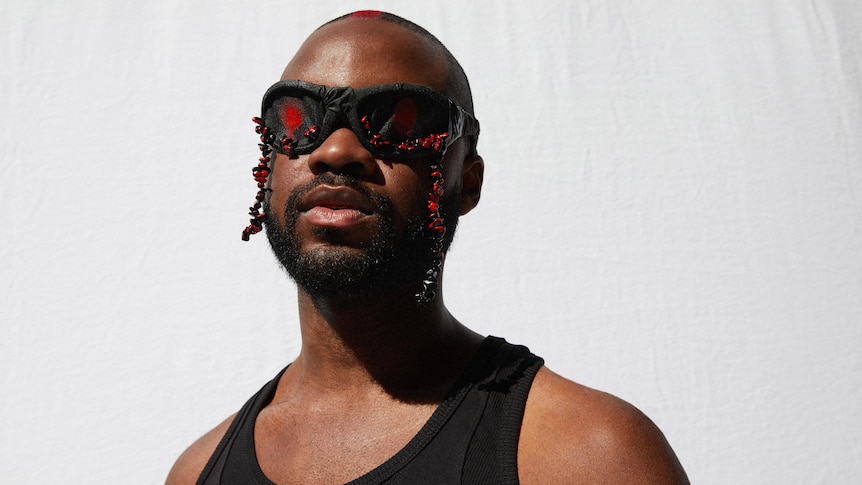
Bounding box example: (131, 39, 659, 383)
(284, 287, 483, 404)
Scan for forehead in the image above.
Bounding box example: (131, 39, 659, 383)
(281, 18, 450, 93)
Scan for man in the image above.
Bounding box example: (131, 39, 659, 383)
(168, 11, 689, 484)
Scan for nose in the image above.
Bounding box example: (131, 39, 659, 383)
(306, 127, 376, 178)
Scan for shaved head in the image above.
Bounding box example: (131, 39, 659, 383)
(319, 11, 475, 115)
(287, 11, 478, 155)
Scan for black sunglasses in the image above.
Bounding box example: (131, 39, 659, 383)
(260, 80, 480, 160)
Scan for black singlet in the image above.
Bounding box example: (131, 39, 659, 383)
(196, 336, 544, 485)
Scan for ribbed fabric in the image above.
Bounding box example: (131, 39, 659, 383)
(196, 336, 543, 485)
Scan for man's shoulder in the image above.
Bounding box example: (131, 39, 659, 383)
(518, 367, 689, 484)
(165, 413, 236, 485)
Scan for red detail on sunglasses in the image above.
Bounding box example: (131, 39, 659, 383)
(304, 125, 319, 140)
(281, 105, 304, 136)
(393, 98, 417, 138)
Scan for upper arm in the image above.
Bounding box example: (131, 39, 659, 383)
(165, 414, 236, 485)
(518, 367, 689, 484)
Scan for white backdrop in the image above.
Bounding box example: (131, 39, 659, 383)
(2, 1, 860, 483)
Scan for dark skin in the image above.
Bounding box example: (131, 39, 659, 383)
(167, 17, 689, 485)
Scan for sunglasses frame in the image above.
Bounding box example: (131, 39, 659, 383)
(260, 80, 480, 160)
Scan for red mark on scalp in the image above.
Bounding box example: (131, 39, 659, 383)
(350, 10, 382, 18)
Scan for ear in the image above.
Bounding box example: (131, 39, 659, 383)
(459, 154, 484, 215)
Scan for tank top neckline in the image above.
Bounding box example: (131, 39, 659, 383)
(241, 336, 506, 485)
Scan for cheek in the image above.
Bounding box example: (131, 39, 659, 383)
(384, 163, 433, 221)
(267, 154, 307, 225)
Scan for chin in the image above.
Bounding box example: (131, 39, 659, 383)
(266, 215, 428, 303)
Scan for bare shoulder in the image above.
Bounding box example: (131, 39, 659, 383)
(518, 367, 689, 484)
(165, 413, 236, 485)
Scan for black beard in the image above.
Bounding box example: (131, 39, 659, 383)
(264, 172, 459, 305)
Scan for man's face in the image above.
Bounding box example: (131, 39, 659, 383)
(263, 19, 466, 304)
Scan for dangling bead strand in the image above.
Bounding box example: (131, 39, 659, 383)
(417, 161, 447, 304)
(242, 117, 276, 240)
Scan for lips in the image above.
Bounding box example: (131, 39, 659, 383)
(298, 185, 375, 228)
(299, 185, 374, 213)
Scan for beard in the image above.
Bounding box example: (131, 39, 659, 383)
(264, 172, 459, 305)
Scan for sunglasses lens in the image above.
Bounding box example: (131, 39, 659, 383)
(357, 91, 451, 159)
(264, 91, 325, 154)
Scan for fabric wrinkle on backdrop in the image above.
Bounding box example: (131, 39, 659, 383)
(1, 1, 860, 484)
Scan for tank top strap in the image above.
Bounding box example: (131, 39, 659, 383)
(196, 367, 287, 485)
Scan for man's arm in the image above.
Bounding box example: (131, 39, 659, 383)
(165, 414, 236, 485)
(518, 368, 689, 484)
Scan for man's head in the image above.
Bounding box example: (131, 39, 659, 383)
(244, 12, 483, 305)
(302, 11, 478, 154)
